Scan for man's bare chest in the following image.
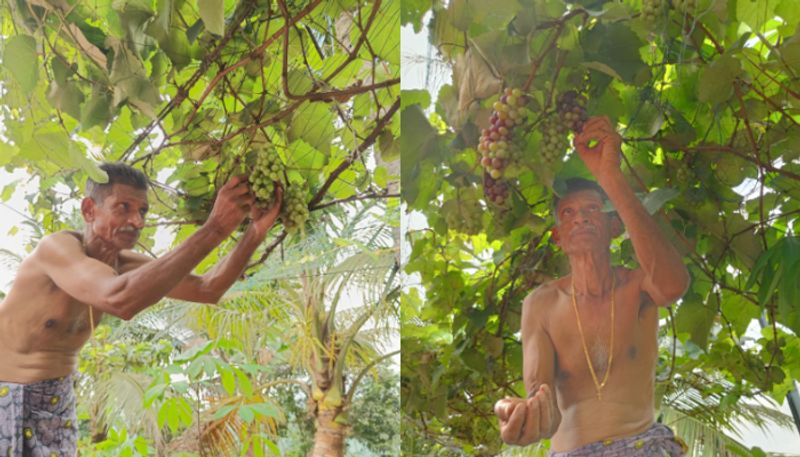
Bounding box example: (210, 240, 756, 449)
(545, 285, 659, 379)
(7, 264, 101, 345)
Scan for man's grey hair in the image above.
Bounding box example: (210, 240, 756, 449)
(85, 162, 149, 203)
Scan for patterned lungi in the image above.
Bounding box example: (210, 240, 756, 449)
(0, 374, 78, 457)
(549, 423, 687, 456)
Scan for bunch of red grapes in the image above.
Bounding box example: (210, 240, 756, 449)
(556, 90, 588, 133)
(539, 90, 588, 164)
(479, 88, 529, 205)
(478, 88, 529, 180)
(483, 173, 510, 206)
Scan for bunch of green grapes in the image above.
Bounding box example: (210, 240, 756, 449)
(445, 197, 483, 235)
(642, 0, 665, 22)
(478, 87, 529, 179)
(281, 184, 309, 233)
(672, 0, 696, 13)
(249, 147, 284, 207)
(539, 114, 569, 164)
(483, 173, 511, 206)
(556, 91, 588, 133)
(674, 162, 694, 187)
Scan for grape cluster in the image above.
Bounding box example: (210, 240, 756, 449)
(641, 0, 665, 23)
(672, 0, 696, 13)
(538, 115, 569, 164)
(674, 162, 694, 187)
(444, 197, 483, 235)
(249, 147, 284, 207)
(281, 184, 309, 233)
(479, 88, 529, 179)
(483, 173, 511, 206)
(556, 91, 588, 133)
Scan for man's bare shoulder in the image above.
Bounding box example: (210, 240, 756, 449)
(522, 280, 563, 313)
(31, 231, 83, 260)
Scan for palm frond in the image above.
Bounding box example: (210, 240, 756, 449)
(661, 406, 756, 457)
(0, 248, 22, 270)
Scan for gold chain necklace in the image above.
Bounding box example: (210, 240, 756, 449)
(570, 272, 615, 400)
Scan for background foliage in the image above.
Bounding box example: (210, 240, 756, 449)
(400, 0, 800, 455)
(0, 0, 399, 454)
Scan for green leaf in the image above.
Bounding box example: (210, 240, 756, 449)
(238, 405, 255, 423)
(697, 54, 742, 104)
(218, 361, 236, 396)
(674, 293, 717, 350)
(286, 140, 327, 184)
(158, 28, 192, 69)
(198, 0, 224, 36)
(402, 0, 430, 32)
(248, 402, 279, 418)
(737, 0, 777, 32)
(2, 35, 39, 94)
(0, 182, 15, 202)
(46, 82, 85, 121)
(233, 368, 253, 397)
(288, 103, 336, 154)
(81, 89, 113, 130)
(461, 0, 522, 30)
(366, 0, 400, 65)
(582, 23, 646, 84)
(152, 0, 174, 38)
(582, 61, 624, 81)
(211, 405, 236, 420)
(374, 165, 388, 188)
(640, 187, 680, 215)
(0, 141, 18, 167)
(401, 89, 431, 110)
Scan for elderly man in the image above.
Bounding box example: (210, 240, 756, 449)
(495, 117, 690, 455)
(0, 162, 282, 456)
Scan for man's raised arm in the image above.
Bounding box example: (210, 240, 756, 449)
(120, 187, 283, 304)
(35, 176, 255, 319)
(574, 117, 690, 306)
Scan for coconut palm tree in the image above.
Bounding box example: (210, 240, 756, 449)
(73, 199, 399, 456)
(234, 200, 400, 456)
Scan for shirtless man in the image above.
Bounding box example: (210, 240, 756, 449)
(494, 117, 691, 455)
(0, 162, 282, 456)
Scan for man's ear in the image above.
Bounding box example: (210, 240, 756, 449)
(550, 225, 560, 245)
(81, 198, 96, 222)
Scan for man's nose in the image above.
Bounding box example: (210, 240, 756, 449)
(129, 212, 144, 228)
(573, 209, 591, 223)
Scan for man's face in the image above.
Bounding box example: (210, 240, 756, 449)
(553, 189, 617, 254)
(84, 184, 149, 249)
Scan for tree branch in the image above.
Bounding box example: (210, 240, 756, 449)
(308, 98, 400, 209)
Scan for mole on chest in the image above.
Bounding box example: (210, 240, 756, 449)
(42, 316, 90, 334)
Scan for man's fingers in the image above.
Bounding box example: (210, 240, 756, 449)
(225, 175, 248, 189)
(519, 394, 541, 444)
(501, 401, 527, 444)
(494, 398, 515, 421)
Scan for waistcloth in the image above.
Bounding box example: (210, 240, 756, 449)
(0, 374, 78, 457)
(548, 423, 688, 457)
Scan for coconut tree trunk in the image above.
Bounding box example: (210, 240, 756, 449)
(309, 407, 346, 457)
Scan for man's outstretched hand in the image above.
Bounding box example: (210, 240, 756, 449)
(249, 184, 283, 237)
(573, 116, 623, 182)
(495, 384, 560, 446)
(206, 176, 256, 238)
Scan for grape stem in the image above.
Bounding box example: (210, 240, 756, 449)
(522, 9, 588, 92)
